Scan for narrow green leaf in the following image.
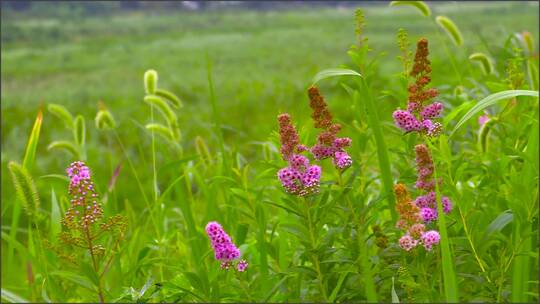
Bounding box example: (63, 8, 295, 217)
(139, 277, 154, 299)
(50, 271, 96, 291)
(328, 272, 349, 302)
(391, 277, 400, 303)
(312, 68, 362, 85)
(22, 109, 43, 170)
(450, 90, 539, 137)
(389, 1, 431, 16)
(436, 16, 464, 46)
(50, 189, 61, 239)
(485, 210, 513, 237)
(1, 288, 30, 303)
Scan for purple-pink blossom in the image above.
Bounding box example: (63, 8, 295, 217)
(421, 230, 441, 251)
(399, 235, 418, 251)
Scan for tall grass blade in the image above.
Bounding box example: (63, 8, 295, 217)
(389, 1, 431, 17)
(429, 142, 459, 302)
(206, 54, 228, 171)
(312, 69, 396, 219)
(450, 90, 539, 137)
(436, 16, 463, 46)
(50, 189, 61, 238)
(22, 109, 43, 170)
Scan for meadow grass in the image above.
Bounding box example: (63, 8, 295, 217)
(1, 2, 539, 302)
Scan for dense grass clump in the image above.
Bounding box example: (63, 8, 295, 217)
(1, 2, 539, 302)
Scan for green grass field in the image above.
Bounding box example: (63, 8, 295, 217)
(1, 1, 539, 302)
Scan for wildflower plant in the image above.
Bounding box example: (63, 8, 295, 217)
(392, 38, 443, 137)
(49, 161, 127, 303)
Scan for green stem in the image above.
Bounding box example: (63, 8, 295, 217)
(303, 197, 327, 301)
(358, 77, 397, 221)
(427, 141, 459, 302)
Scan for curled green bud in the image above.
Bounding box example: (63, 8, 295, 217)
(479, 117, 498, 153)
(8, 161, 40, 218)
(436, 16, 463, 46)
(47, 141, 80, 158)
(48, 103, 74, 129)
(469, 52, 494, 75)
(144, 95, 177, 125)
(74, 115, 86, 148)
(145, 123, 175, 142)
(156, 88, 183, 108)
(195, 136, 212, 166)
(144, 69, 158, 94)
(95, 110, 116, 130)
(390, 1, 431, 17)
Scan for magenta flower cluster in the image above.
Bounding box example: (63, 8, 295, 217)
(277, 154, 322, 196)
(392, 102, 443, 136)
(64, 161, 103, 228)
(311, 137, 353, 170)
(205, 221, 247, 272)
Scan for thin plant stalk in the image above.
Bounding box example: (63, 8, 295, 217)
(427, 140, 459, 302)
(358, 77, 397, 221)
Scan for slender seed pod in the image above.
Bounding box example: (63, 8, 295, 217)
(47, 141, 80, 158)
(436, 16, 463, 46)
(74, 115, 86, 148)
(8, 161, 40, 218)
(155, 88, 183, 108)
(48, 103, 74, 129)
(144, 95, 178, 125)
(195, 136, 212, 166)
(478, 117, 498, 153)
(390, 1, 431, 17)
(144, 69, 158, 94)
(145, 123, 175, 142)
(469, 53, 494, 75)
